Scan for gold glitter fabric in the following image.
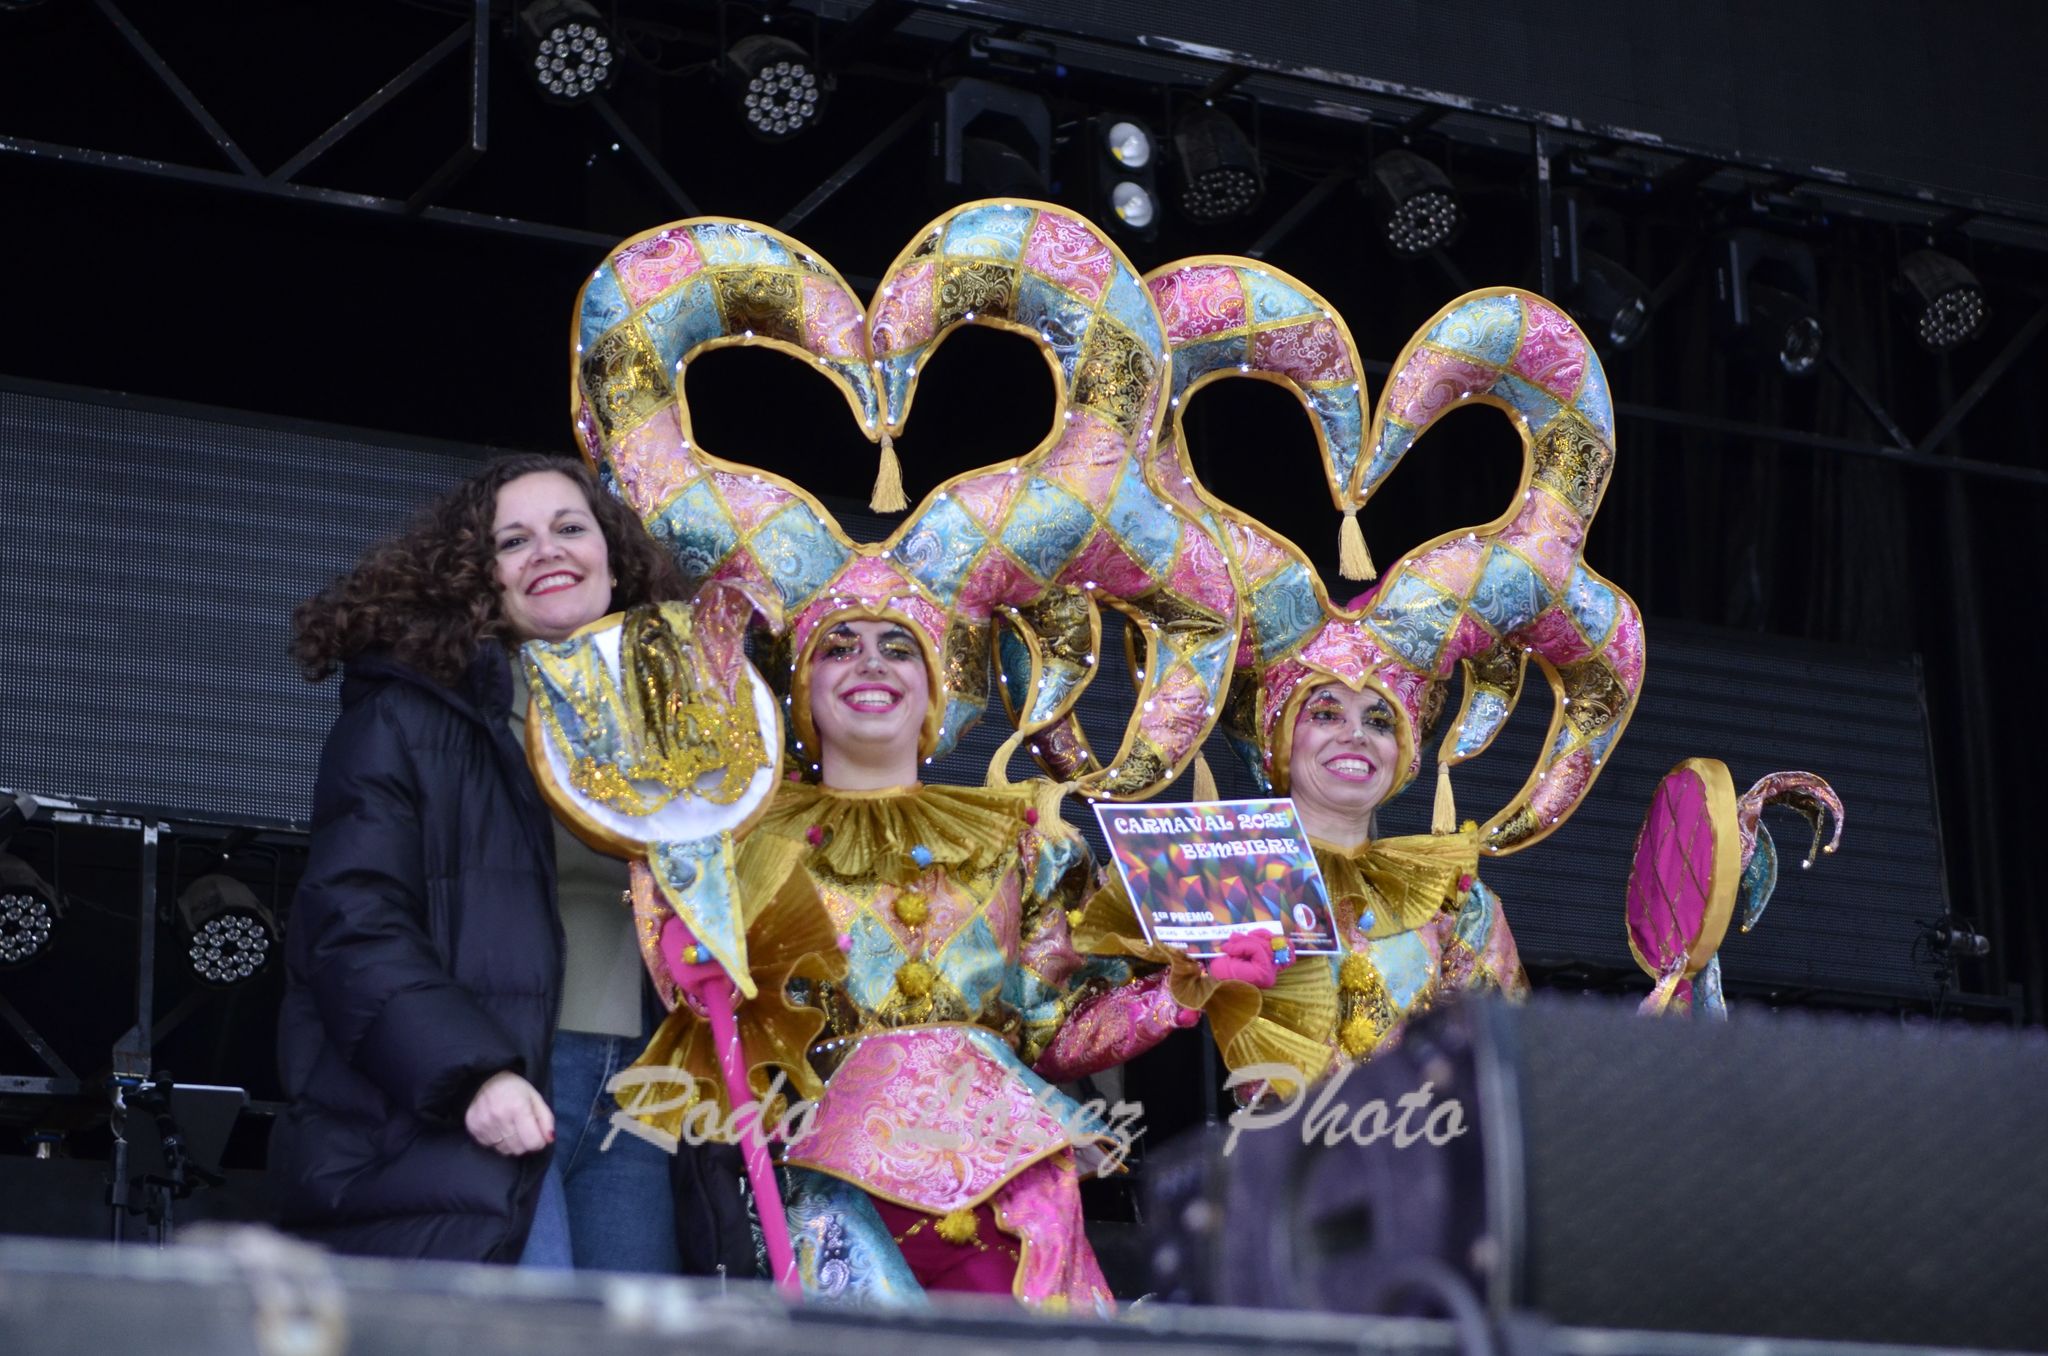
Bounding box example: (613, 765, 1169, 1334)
(526, 601, 765, 817)
(727, 780, 1187, 1085)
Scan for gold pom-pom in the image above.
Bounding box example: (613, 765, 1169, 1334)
(935, 1208, 979, 1245)
(895, 959, 934, 1000)
(1066, 908, 1086, 929)
(892, 891, 929, 928)
(1339, 952, 1378, 993)
(1339, 1012, 1376, 1059)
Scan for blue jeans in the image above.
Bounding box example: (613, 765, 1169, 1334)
(520, 1029, 679, 1274)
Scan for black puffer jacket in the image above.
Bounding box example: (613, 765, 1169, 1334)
(271, 645, 561, 1261)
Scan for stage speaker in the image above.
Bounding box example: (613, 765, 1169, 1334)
(1142, 994, 2048, 1351)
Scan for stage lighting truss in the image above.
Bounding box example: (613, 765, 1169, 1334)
(726, 33, 825, 142)
(1173, 104, 1263, 223)
(0, 856, 56, 969)
(1093, 113, 1159, 240)
(1898, 249, 1987, 352)
(1368, 149, 1462, 256)
(1716, 230, 1826, 378)
(522, 0, 617, 105)
(177, 874, 276, 988)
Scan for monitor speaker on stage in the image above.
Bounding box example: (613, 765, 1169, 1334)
(1143, 994, 2048, 1351)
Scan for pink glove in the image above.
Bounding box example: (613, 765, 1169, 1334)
(1206, 932, 1281, 989)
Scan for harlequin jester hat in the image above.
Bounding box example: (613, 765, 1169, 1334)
(1073, 261, 1648, 856)
(1012, 253, 1400, 791)
(1354, 289, 1647, 853)
(568, 202, 1240, 798)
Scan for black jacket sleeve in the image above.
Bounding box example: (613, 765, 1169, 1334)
(293, 693, 525, 1123)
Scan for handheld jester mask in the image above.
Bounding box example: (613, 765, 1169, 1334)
(569, 202, 1242, 799)
(1626, 762, 1845, 1016)
(521, 593, 785, 995)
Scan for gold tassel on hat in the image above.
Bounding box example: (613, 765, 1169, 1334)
(1191, 751, 1220, 803)
(870, 432, 907, 513)
(1338, 508, 1376, 582)
(1432, 760, 1458, 836)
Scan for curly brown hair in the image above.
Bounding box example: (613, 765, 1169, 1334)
(292, 453, 688, 687)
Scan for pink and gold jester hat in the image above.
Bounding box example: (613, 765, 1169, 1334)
(862, 200, 1241, 798)
(1349, 288, 1648, 855)
(566, 220, 944, 769)
(1067, 267, 1645, 856)
(1009, 254, 1410, 795)
(568, 205, 1238, 797)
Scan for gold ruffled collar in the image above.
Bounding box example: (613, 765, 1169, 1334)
(755, 780, 1055, 887)
(1312, 827, 1479, 939)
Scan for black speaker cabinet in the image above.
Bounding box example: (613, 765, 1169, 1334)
(1144, 994, 2048, 1351)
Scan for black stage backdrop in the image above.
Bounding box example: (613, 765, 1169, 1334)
(0, 380, 1951, 1007)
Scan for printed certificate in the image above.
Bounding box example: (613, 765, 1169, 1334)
(1093, 798, 1338, 959)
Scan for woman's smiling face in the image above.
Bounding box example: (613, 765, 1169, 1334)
(1287, 682, 1401, 835)
(491, 470, 612, 643)
(806, 619, 930, 764)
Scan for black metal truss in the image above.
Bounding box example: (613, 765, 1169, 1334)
(851, 0, 2048, 246)
(2, 0, 2044, 488)
(1, 0, 628, 248)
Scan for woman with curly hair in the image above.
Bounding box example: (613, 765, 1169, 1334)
(273, 453, 697, 1269)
